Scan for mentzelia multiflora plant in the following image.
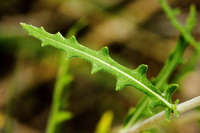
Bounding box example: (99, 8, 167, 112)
(20, 0, 200, 132)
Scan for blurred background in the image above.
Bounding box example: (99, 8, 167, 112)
(0, 0, 200, 133)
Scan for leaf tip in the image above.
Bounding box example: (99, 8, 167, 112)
(135, 64, 148, 75)
(116, 79, 126, 91)
(20, 22, 26, 27)
(99, 46, 109, 56)
(20, 22, 31, 31)
(70, 35, 79, 45)
(91, 63, 101, 74)
(41, 43, 48, 47)
(115, 86, 121, 91)
(56, 32, 65, 40)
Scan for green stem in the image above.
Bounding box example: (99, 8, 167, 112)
(46, 53, 72, 133)
(154, 36, 188, 90)
(173, 50, 200, 82)
(158, 0, 200, 51)
(126, 96, 200, 133)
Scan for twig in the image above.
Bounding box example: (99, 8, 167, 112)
(122, 96, 200, 133)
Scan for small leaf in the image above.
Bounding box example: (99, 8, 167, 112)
(166, 84, 178, 93)
(164, 84, 178, 102)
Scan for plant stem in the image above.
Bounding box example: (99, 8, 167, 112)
(46, 18, 87, 133)
(158, 0, 200, 51)
(124, 96, 200, 133)
(173, 50, 200, 82)
(46, 53, 72, 133)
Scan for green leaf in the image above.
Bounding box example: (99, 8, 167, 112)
(21, 23, 175, 111)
